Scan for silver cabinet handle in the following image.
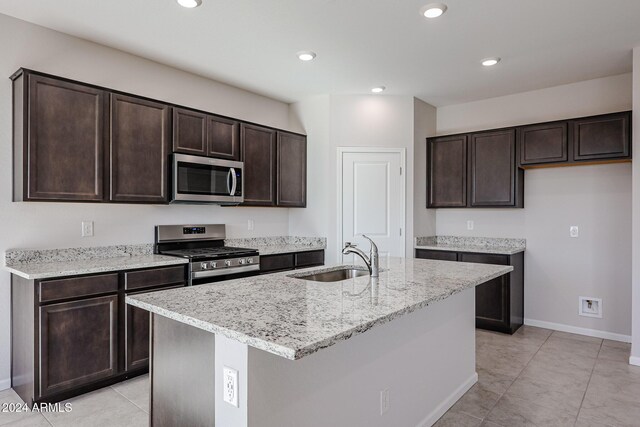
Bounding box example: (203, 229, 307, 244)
(230, 168, 237, 196)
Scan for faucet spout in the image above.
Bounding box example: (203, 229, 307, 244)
(342, 235, 379, 278)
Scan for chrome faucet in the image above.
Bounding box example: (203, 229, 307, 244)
(342, 234, 379, 277)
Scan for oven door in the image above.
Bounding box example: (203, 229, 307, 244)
(172, 154, 244, 204)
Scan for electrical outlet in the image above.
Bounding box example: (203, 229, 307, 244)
(467, 220, 474, 231)
(247, 220, 254, 231)
(570, 226, 579, 238)
(579, 296, 602, 318)
(223, 366, 238, 407)
(81, 221, 94, 237)
(380, 389, 390, 415)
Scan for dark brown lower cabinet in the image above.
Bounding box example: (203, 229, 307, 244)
(11, 265, 187, 404)
(260, 250, 325, 273)
(415, 249, 524, 334)
(39, 296, 118, 396)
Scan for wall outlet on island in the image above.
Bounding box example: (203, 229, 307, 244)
(247, 219, 255, 231)
(223, 366, 239, 407)
(466, 220, 474, 231)
(81, 221, 94, 237)
(380, 389, 390, 415)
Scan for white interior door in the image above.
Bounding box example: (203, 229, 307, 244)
(340, 149, 405, 264)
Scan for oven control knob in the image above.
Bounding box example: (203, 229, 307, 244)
(225, 260, 232, 267)
(239, 259, 246, 265)
(247, 258, 253, 264)
(200, 262, 208, 270)
(210, 261, 217, 269)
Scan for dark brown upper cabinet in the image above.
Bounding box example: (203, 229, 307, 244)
(427, 135, 467, 208)
(173, 108, 207, 156)
(518, 122, 568, 166)
(469, 129, 522, 208)
(277, 131, 307, 207)
(572, 112, 631, 161)
(207, 116, 240, 160)
(12, 71, 106, 202)
(241, 124, 277, 206)
(173, 107, 240, 160)
(110, 94, 170, 203)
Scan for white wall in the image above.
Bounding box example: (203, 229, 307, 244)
(435, 74, 633, 339)
(289, 95, 418, 263)
(631, 48, 640, 364)
(414, 98, 437, 238)
(0, 14, 295, 390)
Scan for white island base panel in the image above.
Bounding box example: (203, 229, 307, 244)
(150, 288, 476, 427)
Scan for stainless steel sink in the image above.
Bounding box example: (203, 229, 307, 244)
(294, 268, 370, 282)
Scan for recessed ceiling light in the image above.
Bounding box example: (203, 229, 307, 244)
(297, 51, 317, 61)
(371, 86, 386, 93)
(177, 0, 202, 8)
(482, 57, 501, 67)
(421, 3, 447, 18)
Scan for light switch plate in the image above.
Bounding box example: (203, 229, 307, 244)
(223, 366, 238, 407)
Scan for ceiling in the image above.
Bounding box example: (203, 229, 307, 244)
(1, 0, 640, 106)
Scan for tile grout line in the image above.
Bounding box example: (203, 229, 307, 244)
(573, 340, 605, 427)
(479, 330, 554, 426)
(109, 385, 149, 415)
(459, 329, 554, 426)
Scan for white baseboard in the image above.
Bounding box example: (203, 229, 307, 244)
(0, 378, 10, 391)
(524, 318, 631, 343)
(417, 372, 478, 427)
(629, 356, 640, 367)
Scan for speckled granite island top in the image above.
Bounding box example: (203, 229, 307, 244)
(127, 257, 512, 360)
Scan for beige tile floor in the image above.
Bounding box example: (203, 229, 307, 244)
(0, 326, 637, 426)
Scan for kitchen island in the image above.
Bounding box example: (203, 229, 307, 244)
(127, 257, 512, 427)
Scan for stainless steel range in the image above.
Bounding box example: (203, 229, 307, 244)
(155, 224, 260, 285)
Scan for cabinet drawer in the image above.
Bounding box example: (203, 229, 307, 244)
(458, 253, 509, 266)
(295, 250, 324, 268)
(39, 274, 119, 303)
(260, 254, 294, 273)
(124, 266, 186, 291)
(415, 249, 458, 261)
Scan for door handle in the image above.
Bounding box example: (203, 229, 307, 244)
(230, 168, 237, 196)
(226, 169, 232, 195)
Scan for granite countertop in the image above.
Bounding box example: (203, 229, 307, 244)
(415, 236, 526, 255)
(5, 255, 188, 280)
(127, 257, 512, 360)
(225, 236, 326, 255)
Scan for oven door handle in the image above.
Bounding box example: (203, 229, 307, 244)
(229, 168, 237, 196)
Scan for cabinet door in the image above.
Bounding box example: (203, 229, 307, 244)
(277, 132, 306, 207)
(207, 116, 240, 160)
(572, 112, 631, 161)
(469, 130, 517, 207)
(519, 122, 568, 166)
(125, 284, 184, 372)
(39, 295, 118, 397)
(110, 94, 171, 203)
(25, 74, 105, 201)
(427, 135, 467, 208)
(241, 124, 277, 206)
(459, 253, 510, 331)
(173, 108, 207, 156)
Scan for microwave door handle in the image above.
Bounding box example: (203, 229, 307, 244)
(226, 169, 232, 195)
(230, 168, 237, 196)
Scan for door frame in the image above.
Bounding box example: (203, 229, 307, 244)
(337, 147, 407, 263)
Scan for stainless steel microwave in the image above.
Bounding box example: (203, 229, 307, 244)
(171, 154, 244, 204)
